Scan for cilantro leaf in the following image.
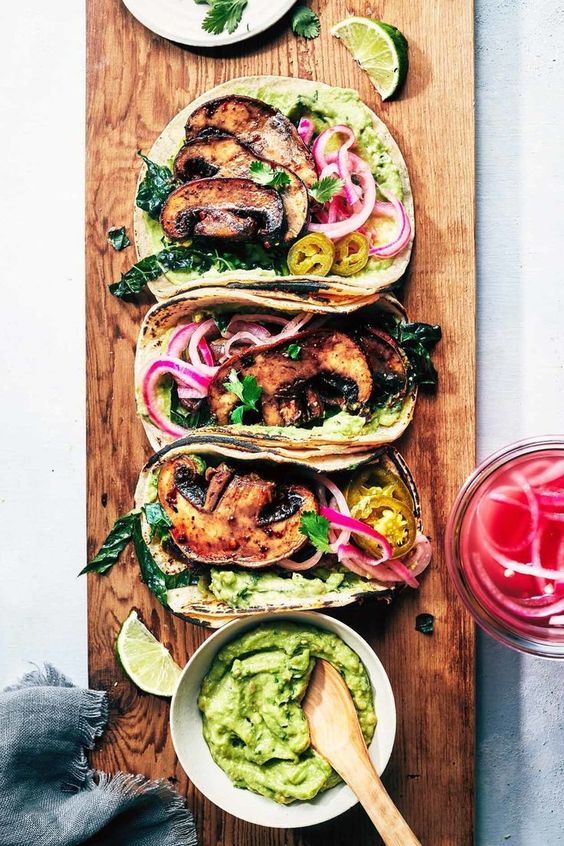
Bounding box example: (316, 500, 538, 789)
(136, 152, 179, 220)
(224, 369, 262, 423)
(79, 510, 140, 575)
(249, 160, 291, 190)
(299, 511, 331, 552)
(286, 343, 301, 360)
(202, 0, 248, 34)
(107, 226, 130, 251)
(291, 5, 320, 39)
(415, 613, 435, 635)
(309, 175, 344, 204)
(142, 502, 173, 541)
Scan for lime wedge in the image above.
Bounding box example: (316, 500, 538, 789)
(331, 17, 408, 101)
(116, 610, 182, 697)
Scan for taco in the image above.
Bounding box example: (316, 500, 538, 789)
(86, 436, 431, 627)
(134, 289, 440, 457)
(121, 76, 414, 306)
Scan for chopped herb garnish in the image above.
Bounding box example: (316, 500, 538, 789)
(202, 0, 248, 34)
(309, 175, 344, 204)
(291, 5, 320, 39)
(107, 226, 130, 251)
(249, 160, 291, 190)
(79, 510, 140, 575)
(415, 613, 435, 635)
(136, 152, 179, 220)
(224, 369, 263, 424)
(286, 343, 302, 360)
(299, 511, 331, 552)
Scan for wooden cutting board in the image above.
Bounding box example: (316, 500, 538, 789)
(86, 1, 475, 843)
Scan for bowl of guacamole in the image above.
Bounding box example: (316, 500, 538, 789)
(170, 612, 396, 828)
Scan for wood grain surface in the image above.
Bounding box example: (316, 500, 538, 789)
(86, 1, 476, 844)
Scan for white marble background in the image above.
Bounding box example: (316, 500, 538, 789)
(0, 1, 563, 843)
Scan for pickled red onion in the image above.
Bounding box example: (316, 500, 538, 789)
(142, 358, 210, 438)
(369, 188, 412, 258)
(188, 319, 218, 376)
(277, 548, 324, 571)
(319, 506, 393, 560)
(312, 125, 355, 172)
(309, 153, 376, 240)
(297, 117, 314, 147)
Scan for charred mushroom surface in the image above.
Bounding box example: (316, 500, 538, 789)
(184, 96, 317, 188)
(208, 329, 374, 427)
(173, 135, 309, 242)
(160, 177, 285, 246)
(157, 456, 317, 567)
(355, 327, 409, 404)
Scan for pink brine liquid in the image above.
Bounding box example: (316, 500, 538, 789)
(460, 451, 564, 636)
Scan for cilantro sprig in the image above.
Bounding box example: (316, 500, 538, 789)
(201, 0, 248, 34)
(309, 175, 344, 204)
(299, 512, 331, 552)
(291, 5, 320, 39)
(249, 160, 291, 191)
(224, 369, 263, 424)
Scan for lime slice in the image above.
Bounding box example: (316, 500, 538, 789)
(116, 610, 182, 697)
(331, 17, 408, 101)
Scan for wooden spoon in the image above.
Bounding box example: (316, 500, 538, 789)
(302, 659, 422, 846)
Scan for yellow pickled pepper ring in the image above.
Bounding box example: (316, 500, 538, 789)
(287, 233, 335, 277)
(331, 232, 370, 276)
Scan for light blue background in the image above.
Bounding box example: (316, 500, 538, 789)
(0, 2, 563, 842)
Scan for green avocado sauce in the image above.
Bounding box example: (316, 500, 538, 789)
(198, 621, 376, 804)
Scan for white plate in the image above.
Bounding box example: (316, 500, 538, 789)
(170, 611, 396, 829)
(122, 0, 296, 48)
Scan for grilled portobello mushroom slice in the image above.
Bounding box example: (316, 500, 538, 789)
(157, 456, 317, 567)
(184, 95, 317, 188)
(173, 135, 309, 242)
(356, 327, 409, 404)
(208, 329, 374, 427)
(160, 177, 285, 246)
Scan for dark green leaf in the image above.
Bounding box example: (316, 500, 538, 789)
(80, 510, 139, 575)
(107, 226, 130, 251)
(214, 313, 230, 335)
(202, 0, 248, 34)
(109, 255, 162, 299)
(132, 515, 198, 607)
(169, 380, 212, 429)
(415, 613, 435, 635)
(379, 314, 442, 391)
(299, 512, 331, 552)
(309, 175, 343, 204)
(142, 502, 173, 541)
(136, 153, 179, 220)
(230, 405, 245, 425)
(291, 5, 320, 38)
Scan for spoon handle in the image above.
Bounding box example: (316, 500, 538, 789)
(336, 751, 422, 846)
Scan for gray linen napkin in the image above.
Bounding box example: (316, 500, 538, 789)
(0, 665, 198, 846)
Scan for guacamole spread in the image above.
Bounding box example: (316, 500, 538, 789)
(198, 621, 376, 804)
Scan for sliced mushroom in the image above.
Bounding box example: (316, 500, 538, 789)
(160, 177, 285, 246)
(184, 96, 317, 188)
(157, 456, 317, 567)
(173, 134, 308, 242)
(208, 329, 373, 427)
(356, 327, 409, 404)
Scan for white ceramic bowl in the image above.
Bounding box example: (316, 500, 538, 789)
(170, 611, 396, 828)
(121, 0, 296, 48)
